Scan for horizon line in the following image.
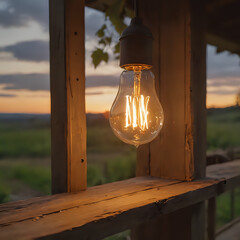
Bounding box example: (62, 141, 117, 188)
(0, 105, 238, 115)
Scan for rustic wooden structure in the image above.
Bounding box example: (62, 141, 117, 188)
(1, 0, 240, 239)
(50, 0, 86, 194)
(0, 161, 240, 239)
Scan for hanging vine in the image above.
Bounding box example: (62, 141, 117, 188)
(91, 0, 133, 68)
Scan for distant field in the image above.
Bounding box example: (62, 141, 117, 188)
(0, 114, 134, 158)
(0, 121, 50, 158)
(216, 188, 240, 229)
(0, 107, 240, 233)
(0, 113, 136, 203)
(1, 107, 239, 160)
(207, 106, 240, 150)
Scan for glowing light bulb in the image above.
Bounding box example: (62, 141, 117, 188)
(110, 66, 164, 147)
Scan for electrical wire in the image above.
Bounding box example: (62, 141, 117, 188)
(134, 0, 139, 17)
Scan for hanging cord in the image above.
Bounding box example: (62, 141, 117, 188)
(134, 0, 139, 17)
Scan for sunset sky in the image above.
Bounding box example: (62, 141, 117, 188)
(0, 0, 239, 114)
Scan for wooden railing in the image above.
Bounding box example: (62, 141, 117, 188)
(1, 160, 240, 240)
(207, 149, 240, 240)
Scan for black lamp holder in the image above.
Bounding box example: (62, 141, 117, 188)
(119, 0, 153, 69)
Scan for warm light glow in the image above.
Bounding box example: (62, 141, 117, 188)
(125, 66, 150, 131)
(125, 95, 149, 130)
(109, 67, 164, 147)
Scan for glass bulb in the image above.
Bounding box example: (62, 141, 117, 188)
(109, 66, 164, 147)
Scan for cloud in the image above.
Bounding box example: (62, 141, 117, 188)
(85, 7, 105, 40)
(0, 40, 49, 62)
(86, 91, 104, 95)
(0, 93, 16, 97)
(0, 3, 117, 65)
(86, 75, 119, 88)
(207, 88, 238, 95)
(84, 7, 122, 64)
(0, 5, 113, 64)
(207, 45, 240, 92)
(0, 73, 49, 91)
(0, 2, 107, 37)
(0, 0, 48, 30)
(0, 73, 119, 91)
(207, 45, 240, 79)
(208, 77, 240, 87)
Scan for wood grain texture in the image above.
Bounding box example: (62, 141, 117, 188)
(149, 0, 206, 180)
(131, 206, 192, 240)
(136, 0, 206, 181)
(134, 0, 206, 239)
(0, 177, 180, 224)
(208, 197, 216, 240)
(50, 0, 86, 193)
(135, 0, 163, 178)
(190, 0, 207, 179)
(150, 0, 187, 179)
(49, 0, 68, 194)
(0, 160, 240, 240)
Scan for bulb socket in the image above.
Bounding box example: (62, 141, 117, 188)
(120, 17, 153, 69)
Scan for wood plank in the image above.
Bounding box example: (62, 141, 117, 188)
(144, 0, 206, 181)
(230, 189, 235, 220)
(135, 0, 156, 177)
(131, 206, 193, 240)
(136, 0, 206, 179)
(207, 160, 240, 179)
(0, 177, 180, 224)
(206, 32, 240, 55)
(134, 0, 206, 239)
(208, 197, 216, 240)
(149, 0, 188, 180)
(49, 0, 86, 193)
(0, 160, 240, 240)
(49, 0, 67, 194)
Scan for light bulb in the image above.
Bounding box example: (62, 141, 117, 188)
(110, 66, 164, 147)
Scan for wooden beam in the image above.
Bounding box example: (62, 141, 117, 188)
(135, 0, 206, 239)
(137, 0, 206, 181)
(206, 32, 240, 55)
(0, 160, 240, 240)
(50, 0, 86, 193)
(206, 0, 237, 13)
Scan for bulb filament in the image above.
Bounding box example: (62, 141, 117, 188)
(125, 95, 150, 131)
(125, 66, 150, 131)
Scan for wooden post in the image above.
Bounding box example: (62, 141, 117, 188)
(137, 0, 206, 181)
(134, 0, 206, 239)
(49, 0, 86, 193)
(208, 197, 216, 240)
(230, 189, 235, 220)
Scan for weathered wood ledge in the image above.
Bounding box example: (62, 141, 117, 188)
(0, 160, 240, 240)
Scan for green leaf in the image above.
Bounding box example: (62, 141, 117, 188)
(98, 39, 106, 46)
(114, 42, 120, 54)
(91, 48, 109, 68)
(105, 0, 127, 34)
(102, 51, 109, 63)
(98, 37, 112, 47)
(105, 37, 112, 45)
(96, 24, 106, 38)
(91, 0, 129, 68)
(125, 7, 134, 18)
